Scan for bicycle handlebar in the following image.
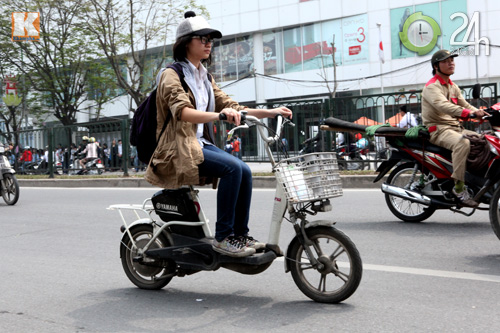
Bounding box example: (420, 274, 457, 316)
(223, 112, 294, 145)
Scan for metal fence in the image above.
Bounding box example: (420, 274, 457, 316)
(2, 82, 497, 175)
(2, 119, 130, 177)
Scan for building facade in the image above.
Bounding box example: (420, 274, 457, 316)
(89, 0, 500, 123)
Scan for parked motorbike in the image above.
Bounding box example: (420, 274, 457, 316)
(335, 144, 368, 171)
(0, 144, 19, 205)
(301, 132, 369, 170)
(298, 132, 322, 155)
(322, 83, 500, 241)
(25, 159, 63, 175)
(108, 114, 362, 303)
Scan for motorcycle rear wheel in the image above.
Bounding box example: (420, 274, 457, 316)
(488, 186, 500, 241)
(1, 173, 19, 205)
(289, 227, 362, 303)
(120, 224, 174, 290)
(385, 162, 436, 222)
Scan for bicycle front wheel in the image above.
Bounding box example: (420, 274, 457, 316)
(289, 226, 362, 303)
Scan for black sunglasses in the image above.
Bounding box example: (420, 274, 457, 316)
(193, 36, 214, 44)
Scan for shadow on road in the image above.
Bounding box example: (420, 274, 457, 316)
(68, 287, 356, 331)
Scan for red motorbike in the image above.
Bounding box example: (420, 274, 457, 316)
(322, 84, 500, 241)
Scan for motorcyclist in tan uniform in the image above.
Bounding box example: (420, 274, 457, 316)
(422, 50, 490, 207)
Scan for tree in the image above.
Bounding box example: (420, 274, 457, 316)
(82, 0, 208, 107)
(85, 61, 120, 121)
(0, 92, 22, 144)
(0, 0, 119, 126)
(317, 35, 338, 99)
(0, 73, 23, 167)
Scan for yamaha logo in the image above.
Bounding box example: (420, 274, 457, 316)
(156, 202, 179, 212)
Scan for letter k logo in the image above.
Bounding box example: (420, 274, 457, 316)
(12, 12, 40, 41)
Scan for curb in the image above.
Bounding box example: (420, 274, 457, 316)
(18, 175, 385, 189)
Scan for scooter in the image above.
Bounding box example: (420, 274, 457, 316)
(29, 159, 63, 175)
(335, 144, 368, 171)
(109, 114, 362, 303)
(298, 132, 322, 155)
(70, 154, 104, 175)
(321, 83, 500, 241)
(0, 144, 19, 205)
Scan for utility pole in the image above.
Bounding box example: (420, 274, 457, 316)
(332, 34, 337, 99)
(376, 23, 385, 124)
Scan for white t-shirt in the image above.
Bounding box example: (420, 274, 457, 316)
(398, 112, 418, 128)
(82, 143, 98, 158)
(187, 61, 210, 147)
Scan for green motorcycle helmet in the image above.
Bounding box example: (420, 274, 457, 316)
(431, 49, 458, 75)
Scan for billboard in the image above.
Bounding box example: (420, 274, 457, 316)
(390, 0, 469, 59)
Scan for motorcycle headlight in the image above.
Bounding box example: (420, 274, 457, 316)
(2, 156, 11, 168)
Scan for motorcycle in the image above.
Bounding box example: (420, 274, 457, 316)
(321, 83, 500, 241)
(70, 154, 104, 175)
(0, 144, 19, 205)
(108, 114, 362, 303)
(25, 159, 63, 175)
(335, 144, 369, 171)
(298, 132, 322, 155)
(301, 131, 368, 170)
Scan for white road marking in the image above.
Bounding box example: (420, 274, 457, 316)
(24, 188, 498, 283)
(361, 263, 500, 283)
(275, 257, 500, 283)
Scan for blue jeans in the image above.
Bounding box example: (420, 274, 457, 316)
(198, 144, 252, 241)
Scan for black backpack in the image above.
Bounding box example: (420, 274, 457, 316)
(130, 63, 188, 164)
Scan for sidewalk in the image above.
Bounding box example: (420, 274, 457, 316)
(17, 163, 384, 189)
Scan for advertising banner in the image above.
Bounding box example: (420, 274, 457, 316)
(342, 14, 369, 65)
(390, 0, 468, 59)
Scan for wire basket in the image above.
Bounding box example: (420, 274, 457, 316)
(274, 152, 343, 203)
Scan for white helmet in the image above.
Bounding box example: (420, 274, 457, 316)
(82, 136, 89, 141)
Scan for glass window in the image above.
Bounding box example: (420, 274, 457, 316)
(236, 35, 254, 77)
(144, 51, 172, 90)
(263, 30, 284, 75)
(220, 38, 238, 81)
(283, 26, 302, 73)
(321, 19, 343, 67)
(301, 23, 326, 70)
(209, 41, 222, 82)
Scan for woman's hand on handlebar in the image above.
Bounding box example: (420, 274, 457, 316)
(270, 106, 293, 119)
(219, 108, 242, 126)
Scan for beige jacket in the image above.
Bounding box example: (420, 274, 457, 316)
(144, 67, 246, 189)
(422, 74, 477, 129)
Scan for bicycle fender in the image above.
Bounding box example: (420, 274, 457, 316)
(119, 218, 155, 243)
(284, 223, 335, 273)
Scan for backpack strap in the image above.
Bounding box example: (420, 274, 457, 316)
(167, 62, 189, 92)
(155, 63, 186, 143)
(149, 63, 186, 167)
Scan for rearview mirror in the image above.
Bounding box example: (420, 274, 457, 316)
(472, 83, 481, 100)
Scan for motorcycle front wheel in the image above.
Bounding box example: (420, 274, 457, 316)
(120, 224, 174, 290)
(385, 162, 436, 222)
(289, 227, 362, 303)
(1, 173, 19, 205)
